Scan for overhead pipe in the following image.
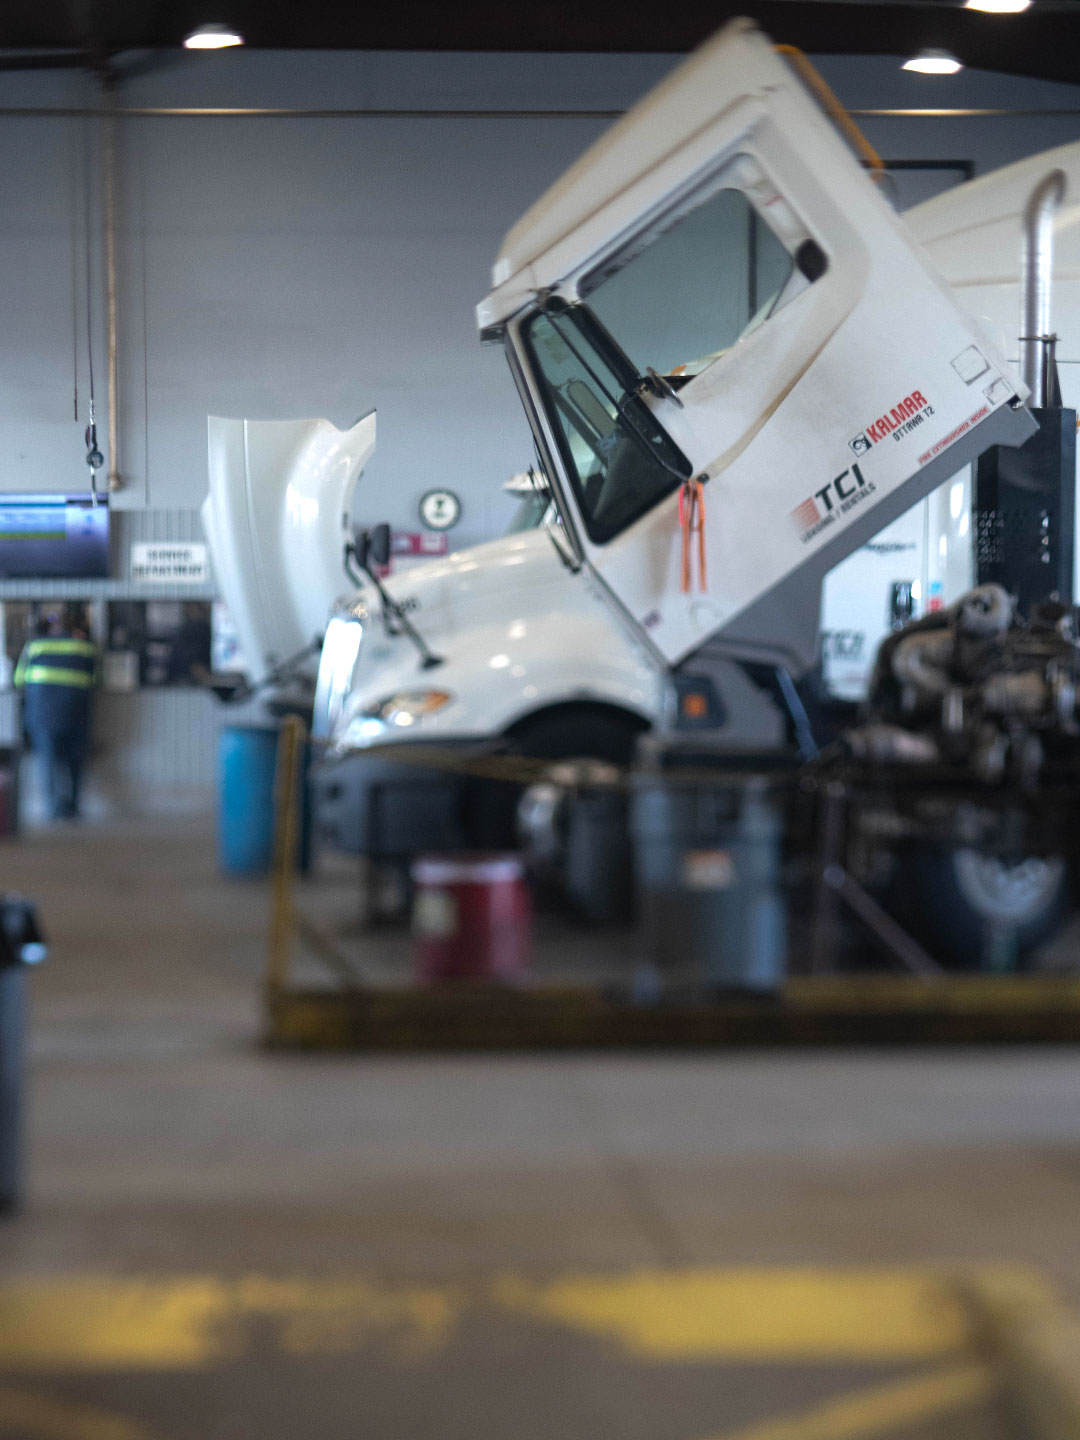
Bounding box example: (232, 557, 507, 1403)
(1, 105, 1080, 120)
(1019, 168, 1066, 408)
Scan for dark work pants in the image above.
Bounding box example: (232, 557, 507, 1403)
(23, 687, 91, 821)
(32, 729, 86, 820)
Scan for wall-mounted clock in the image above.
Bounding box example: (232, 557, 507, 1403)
(419, 489, 461, 531)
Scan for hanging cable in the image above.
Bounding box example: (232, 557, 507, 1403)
(70, 132, 79, 424)
(82, 113, 103, 505)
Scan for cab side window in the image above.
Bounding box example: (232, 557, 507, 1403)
(583, 181, 808, 383)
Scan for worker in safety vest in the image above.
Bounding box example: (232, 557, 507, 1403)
(14, 612, 99, 820)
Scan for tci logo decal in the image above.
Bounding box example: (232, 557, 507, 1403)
(790, 462, 877, 542)
(849, 390, 933, 455)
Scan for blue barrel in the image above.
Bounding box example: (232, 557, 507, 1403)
(217, 725, 281, 876)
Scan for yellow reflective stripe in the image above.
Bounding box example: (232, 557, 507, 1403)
(22, 665, 95, 688)
(27, 639, 97, 657)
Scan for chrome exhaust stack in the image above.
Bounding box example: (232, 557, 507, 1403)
(1020, 168, 1067, 407)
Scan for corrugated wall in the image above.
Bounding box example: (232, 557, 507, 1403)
(94, 689, 220, 810)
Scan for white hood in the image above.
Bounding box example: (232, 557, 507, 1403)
(203, 413, 375, 683)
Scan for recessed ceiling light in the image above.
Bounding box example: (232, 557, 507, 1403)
(964, 0, 1032, 12)
(183, 22, 244, 49)
(902, 48, 964, 74)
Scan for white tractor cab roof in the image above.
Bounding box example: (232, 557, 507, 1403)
(202, 413, 375, 684)
(480, 19, 1033, 679)
(907, 138, 1080, 379)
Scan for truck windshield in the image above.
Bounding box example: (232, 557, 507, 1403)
(522, 307, 691, 545)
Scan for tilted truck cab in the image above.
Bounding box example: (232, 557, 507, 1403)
(207, 19, 1047, 862)
(313, 21, 1031, 785)
(478, 19, 1031, 684)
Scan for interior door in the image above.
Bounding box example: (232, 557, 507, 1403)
(492, 20, 1034, 672)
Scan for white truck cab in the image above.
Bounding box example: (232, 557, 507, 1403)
(311, 21, 1030, 774)
(206, 20, 1053, 862)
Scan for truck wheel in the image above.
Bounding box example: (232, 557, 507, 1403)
(509, 712, 642, 922)
(507, 711, 642, 768)
(463, 711, 642, 850)
(897, 849, 1068, 969)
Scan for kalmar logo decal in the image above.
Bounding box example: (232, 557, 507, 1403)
(861, 390, 934, 449)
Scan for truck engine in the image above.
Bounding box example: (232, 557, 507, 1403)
(847, 583, 1080, 786)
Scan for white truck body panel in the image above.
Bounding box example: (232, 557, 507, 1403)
(821, 140, 1080, 696)
(909, 140, 1080, 603)
(907, 139, 1080, 373)
(316, 528, 666, 750)
(203, 413, 375, 682)
(820, 472, 974, 701)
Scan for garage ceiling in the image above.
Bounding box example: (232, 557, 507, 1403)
(4, 0, 1080, 86)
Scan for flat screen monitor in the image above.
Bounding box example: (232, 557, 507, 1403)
(0, 494, 109, 579)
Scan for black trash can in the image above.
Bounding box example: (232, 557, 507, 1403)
(0, 895, 46, 1215)
(0, 745, 21, 838)
(631, 758, 787, 991)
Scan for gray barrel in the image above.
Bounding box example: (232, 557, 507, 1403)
(631, 774, 786, 990)
(564, 788, 633, 925)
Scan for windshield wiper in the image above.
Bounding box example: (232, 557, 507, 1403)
(345, 526, 443, 671)
(536, 297, 691, 484)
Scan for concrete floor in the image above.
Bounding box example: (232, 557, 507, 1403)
(1, 817, 1079, 1438)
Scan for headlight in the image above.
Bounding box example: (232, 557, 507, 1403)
(370, 690, 452, 729)
(312, 615, 364, 739)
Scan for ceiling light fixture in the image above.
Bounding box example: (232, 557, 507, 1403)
(183, 22, 244, 49)
(902, 48, 964, 74)
(964, 0, 1032, 12)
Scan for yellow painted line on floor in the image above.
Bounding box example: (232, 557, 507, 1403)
(0, 1265, 1048, 1373)
(0, 1278, 225, 1371)
(0, 1276, 462, 1371)
(0, 1385, 161, 1440)
(697, 1363, 993, 1440)
(493, 1267, 987, 1360)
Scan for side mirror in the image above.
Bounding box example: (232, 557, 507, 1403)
(350, 527, 372, 572)
(369, 522, 392, 568)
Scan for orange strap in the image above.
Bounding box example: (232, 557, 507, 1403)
(774, 45, 886, 186)
(679, 477, 707, 594)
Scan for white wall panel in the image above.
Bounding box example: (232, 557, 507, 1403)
(93, 689, 220, 810)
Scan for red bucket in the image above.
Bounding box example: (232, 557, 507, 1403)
(411, 854, 531, 981)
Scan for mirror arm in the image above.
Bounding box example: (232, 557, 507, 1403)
(343, 540, 443, 670)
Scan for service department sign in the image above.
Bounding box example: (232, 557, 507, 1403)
(130, 542, 209, 584)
